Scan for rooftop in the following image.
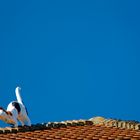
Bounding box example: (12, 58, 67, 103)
(0, 116, 140, 140)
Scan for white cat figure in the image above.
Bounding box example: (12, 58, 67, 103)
(0, 87, 31, 127)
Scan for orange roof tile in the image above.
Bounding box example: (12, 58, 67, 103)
(0, 117, 140, 140)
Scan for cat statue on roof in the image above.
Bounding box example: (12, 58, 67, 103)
(0, 86, 31, 127)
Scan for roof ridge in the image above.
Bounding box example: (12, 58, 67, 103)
(0, 117, 140, 134)
(0, 119, 93, 134)
(89, 116, 140, 130)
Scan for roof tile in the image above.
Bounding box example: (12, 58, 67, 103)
(0, 117, 140, 139)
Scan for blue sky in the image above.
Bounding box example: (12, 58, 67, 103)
(0, 0, 140, 126)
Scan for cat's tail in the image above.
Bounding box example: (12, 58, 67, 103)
(15, 86, 23, 105)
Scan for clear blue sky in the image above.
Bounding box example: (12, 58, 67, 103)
(0, 0, 140, 127)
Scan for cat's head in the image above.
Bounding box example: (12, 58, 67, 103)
(0, 107, 12, 121)
(0, 107, 6, 119)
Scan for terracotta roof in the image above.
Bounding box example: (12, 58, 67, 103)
(0, 117, 140, 140)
